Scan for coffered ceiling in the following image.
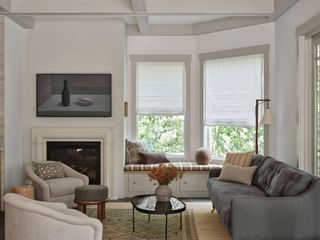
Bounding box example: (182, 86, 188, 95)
(0, 0, 300, 35)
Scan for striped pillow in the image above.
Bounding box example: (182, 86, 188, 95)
(225, 151, 254, 167)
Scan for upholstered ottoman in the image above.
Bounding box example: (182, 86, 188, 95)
(74, 185, 108, 221)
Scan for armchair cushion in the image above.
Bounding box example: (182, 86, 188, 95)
(33, 161, 65, 180)
(46, 177, 84, 198)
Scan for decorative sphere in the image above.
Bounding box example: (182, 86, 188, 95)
(195, 147, 212, 165)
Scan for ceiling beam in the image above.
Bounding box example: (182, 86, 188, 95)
(127, 0, 301, 36)
(0, 0, 10, 12)
(193, 16, 268, 35)
(10, 0, 134, 14)
(6, 14, 34, 28)
(146, 0, 274, 15)
(131, 0, 149, 34)
(269, 0, 300, 21)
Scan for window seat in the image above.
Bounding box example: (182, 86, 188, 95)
(124, 161, 223, 172)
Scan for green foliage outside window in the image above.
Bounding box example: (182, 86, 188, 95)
(137, 115, 184, 154)
(209, 126, 264, 159)
(137, 115, 264, 158)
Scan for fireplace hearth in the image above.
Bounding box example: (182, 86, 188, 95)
(47, 141, 101, 184)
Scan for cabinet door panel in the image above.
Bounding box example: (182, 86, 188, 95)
(179, 173, 208, 192)
(128, 173, 177, 192)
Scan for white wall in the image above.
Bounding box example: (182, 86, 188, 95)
(4, 17, 25, 192)
(127, 22, 276, 161)
(275, 0, 320, 167)
(24, 17, 126, 198)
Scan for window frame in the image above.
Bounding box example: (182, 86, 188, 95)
(130, 55, 191, 161)
(199, 45, 270, 158)
(312, 35, 320, 175)
(296, 13, 320, 173)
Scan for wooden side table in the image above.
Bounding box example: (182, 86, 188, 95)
(74, 199, 107, 221)
(11, 185, 35, 199)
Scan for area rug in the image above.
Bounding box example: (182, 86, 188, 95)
(87, 202, 231, 240)
(88, 208, 198, 240)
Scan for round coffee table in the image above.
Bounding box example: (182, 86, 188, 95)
(131, 194, 186, 240)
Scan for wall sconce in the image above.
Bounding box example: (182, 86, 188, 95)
(124, 101, 128, 117)
(255, 99, 273, 154)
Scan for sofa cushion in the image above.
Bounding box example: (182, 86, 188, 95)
(225, 151, 255, 167)
(207, 178, 266, 228)
(218, 164, 257, 185)
(46, 177, 84, 198)
(253, 157, 312, 197)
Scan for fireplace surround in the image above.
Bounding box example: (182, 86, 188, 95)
(32, 127, 114, 197)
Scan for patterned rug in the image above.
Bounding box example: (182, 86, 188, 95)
(88, 208, 198, 240)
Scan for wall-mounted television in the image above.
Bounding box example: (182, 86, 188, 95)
(37, 74, 112, 117)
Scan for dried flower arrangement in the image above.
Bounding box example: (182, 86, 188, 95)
(147, 164, 183, 185)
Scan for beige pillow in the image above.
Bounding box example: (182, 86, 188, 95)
(225, 151, 254, 167)
(218, 164, 257, 185)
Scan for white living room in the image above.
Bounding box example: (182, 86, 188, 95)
(1, 0, 320, 240)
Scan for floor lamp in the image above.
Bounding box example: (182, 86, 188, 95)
(255, 99, 273, 154)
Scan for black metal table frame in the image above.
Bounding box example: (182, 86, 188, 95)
(131, 196, 186, 240)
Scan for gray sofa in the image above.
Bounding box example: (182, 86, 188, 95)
(207, 155, 320, 240)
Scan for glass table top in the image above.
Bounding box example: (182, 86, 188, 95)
(131, 195, 186, 214)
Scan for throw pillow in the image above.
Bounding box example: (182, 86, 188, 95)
(32, 161, 65, 180)
(125, 139, 149, 164)
(139, 152, 170, 164)
(225, 151, 255, 167)
(218, 164, 257, 185)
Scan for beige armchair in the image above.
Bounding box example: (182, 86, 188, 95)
(25, 161, 89, 207)
(4, 193, 103, 240)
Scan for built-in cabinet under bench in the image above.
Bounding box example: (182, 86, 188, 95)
(124, 162, 222, 198)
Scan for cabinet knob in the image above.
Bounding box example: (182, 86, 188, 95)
(184, 181, 187, 184)
(133, 182, 136, 184)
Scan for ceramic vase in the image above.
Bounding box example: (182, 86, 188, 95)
(155, 184, 172, 202)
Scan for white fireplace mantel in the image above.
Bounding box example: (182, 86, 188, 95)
(31, 127, 115, 198)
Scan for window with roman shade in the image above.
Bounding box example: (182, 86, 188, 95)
(136, 62, 185, 115)
(204, 54, 264, 127)
(201, 48, 268, 159)
(133, 59, 188, 157)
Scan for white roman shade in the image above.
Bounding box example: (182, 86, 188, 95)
(204, 54, 264, 127)
(136, 62, 185, 115)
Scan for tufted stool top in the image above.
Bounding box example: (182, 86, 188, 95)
(75, 185, 108, 201)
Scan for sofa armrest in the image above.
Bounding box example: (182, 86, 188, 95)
(61, 163, 89, 185)
(231, 180, 320, 240)
(209, 167, 222, 178)
(25, 165, 50, 201)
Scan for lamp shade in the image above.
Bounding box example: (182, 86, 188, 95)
(261, 107, 273, 125)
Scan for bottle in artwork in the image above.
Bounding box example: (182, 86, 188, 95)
(61, 80, 70, 106)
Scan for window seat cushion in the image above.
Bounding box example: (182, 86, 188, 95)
(124, 161, 223, 172)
